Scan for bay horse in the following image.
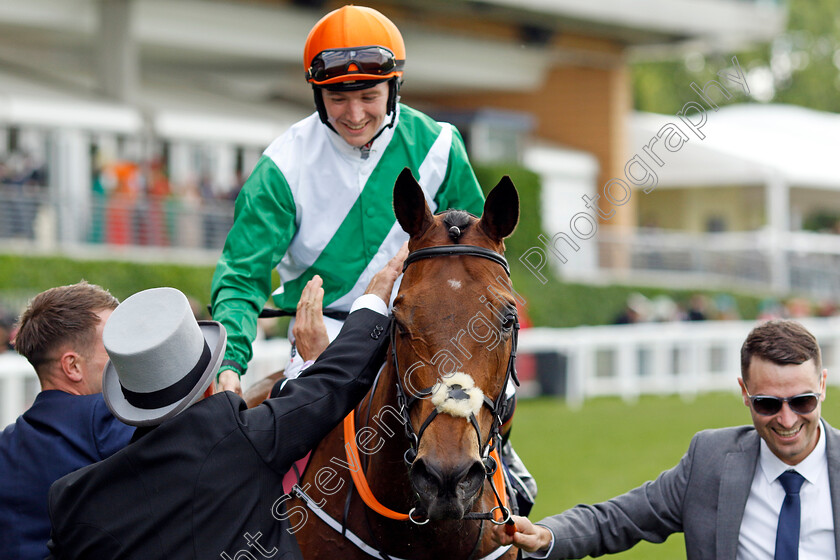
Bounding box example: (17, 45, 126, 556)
(281, 168, 521, 560)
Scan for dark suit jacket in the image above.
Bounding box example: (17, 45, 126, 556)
(0, 391, 133, 560)
(539, 421, 840, 559)
(47, 308, 390, 560)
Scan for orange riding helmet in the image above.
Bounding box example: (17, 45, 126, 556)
(304, 5, 405, 126)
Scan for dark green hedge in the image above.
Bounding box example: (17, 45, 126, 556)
(473, 163, 543, 263)
(511, 269, 765, 327)
(0, 253, 217, 316)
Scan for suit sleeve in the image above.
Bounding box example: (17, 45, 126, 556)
(91, 398, 135, 459)
(210, 155, 297, 376)
(537, 434, 696, 559)
(241, 307, 390, 472)
(433, 125, 485, 216)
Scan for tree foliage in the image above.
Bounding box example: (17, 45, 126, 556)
(632, 0, 840, 113)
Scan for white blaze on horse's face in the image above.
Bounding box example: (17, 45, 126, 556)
(429, 372, 484, 418)
(447, 279, 462, 290)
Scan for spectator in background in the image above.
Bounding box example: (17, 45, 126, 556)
(785, 297, 813, 319)
(0, 282, 134, 560)
(614, 292, 650, 324)
(713, 293, 741, 321)
(758, 298, 784, 322)
(650, 294, 679, 322)
(685, 293, 708, 321)
(816, 300, 838, 318)
(0, 309, 15, 351)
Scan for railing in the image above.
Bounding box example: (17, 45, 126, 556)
(595, 228, 840, 299)
(0, 185, 235, 258)
(519, 316, 840, 407)
(8, 189, 840, 299)
(3, 318, 839, 426)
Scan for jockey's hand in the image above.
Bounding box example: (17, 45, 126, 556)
(365, 242, 408, 305)
(293, 275, 329, 362)
(490, 515, 553, 554)
(216, 369, 242, 395)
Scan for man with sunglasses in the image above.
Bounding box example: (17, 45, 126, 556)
(493, 319, 840, 559)
(210, 4, 484, 397)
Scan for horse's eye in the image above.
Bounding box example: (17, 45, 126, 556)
(502, 313, 516, 332)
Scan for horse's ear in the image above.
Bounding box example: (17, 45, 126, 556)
(478, 176, 519, 242)
(393, 168, 433, 237)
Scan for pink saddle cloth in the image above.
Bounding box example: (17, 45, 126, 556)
(283, 451, 312, 495)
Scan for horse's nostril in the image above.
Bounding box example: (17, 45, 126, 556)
(410, 458, 443, 497)
(411, 457, 486, 503)
(456, 461, 486, 500)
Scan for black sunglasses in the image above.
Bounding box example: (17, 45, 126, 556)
(307, 46, 403, 82)
(745, 390, 822, 416)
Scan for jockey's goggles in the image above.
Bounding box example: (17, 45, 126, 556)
(745, 390, 822, 416)
(307, 46, 404, 83)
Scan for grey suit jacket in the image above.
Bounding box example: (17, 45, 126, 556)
(540, 421, 840, 560)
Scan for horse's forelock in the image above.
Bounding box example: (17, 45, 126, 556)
(440, 210, 475, 242)
(442, 210, 473, 231)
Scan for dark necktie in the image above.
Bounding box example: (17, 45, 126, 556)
(775, 470, 806, 560)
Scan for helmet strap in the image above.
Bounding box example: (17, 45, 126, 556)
(313, 87, 337, 133)
(387, 77, 400, 117)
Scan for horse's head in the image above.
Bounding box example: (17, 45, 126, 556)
(391, 168, 519, 521)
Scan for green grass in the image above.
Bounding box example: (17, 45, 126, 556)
(510, 392, 840, 559)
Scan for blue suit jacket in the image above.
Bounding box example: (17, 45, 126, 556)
(0, 390, 134, 560)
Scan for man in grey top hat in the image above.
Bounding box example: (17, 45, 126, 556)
(46, 248, 405, 559)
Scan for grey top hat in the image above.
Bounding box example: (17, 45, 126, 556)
(102, 287, 226, 427)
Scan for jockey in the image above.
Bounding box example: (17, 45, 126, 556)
(209, 4, 536, 514)
(211, 4, 484, 391)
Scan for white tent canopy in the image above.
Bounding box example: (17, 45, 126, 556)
(631, 104, 840, 191)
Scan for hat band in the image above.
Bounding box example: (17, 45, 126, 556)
(121, 340, 211, 410)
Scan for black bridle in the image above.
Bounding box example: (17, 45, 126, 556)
(391, 244, 520, 524)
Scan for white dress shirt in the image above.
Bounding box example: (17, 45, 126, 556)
(284, 293, 390, 378)
(738, 419, 835, 559)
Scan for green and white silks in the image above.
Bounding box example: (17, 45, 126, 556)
(211, 104, 485, 376)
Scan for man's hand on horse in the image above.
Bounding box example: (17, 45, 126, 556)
(292, 275, 330, 362)
(365, 242, 408, 305)
(490, 515, 552, 554)
(216, 369, 242, 396)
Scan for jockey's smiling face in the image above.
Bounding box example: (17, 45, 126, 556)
(322, 81, 389, 148)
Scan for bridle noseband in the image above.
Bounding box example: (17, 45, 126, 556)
(392, 244, 520, 523)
